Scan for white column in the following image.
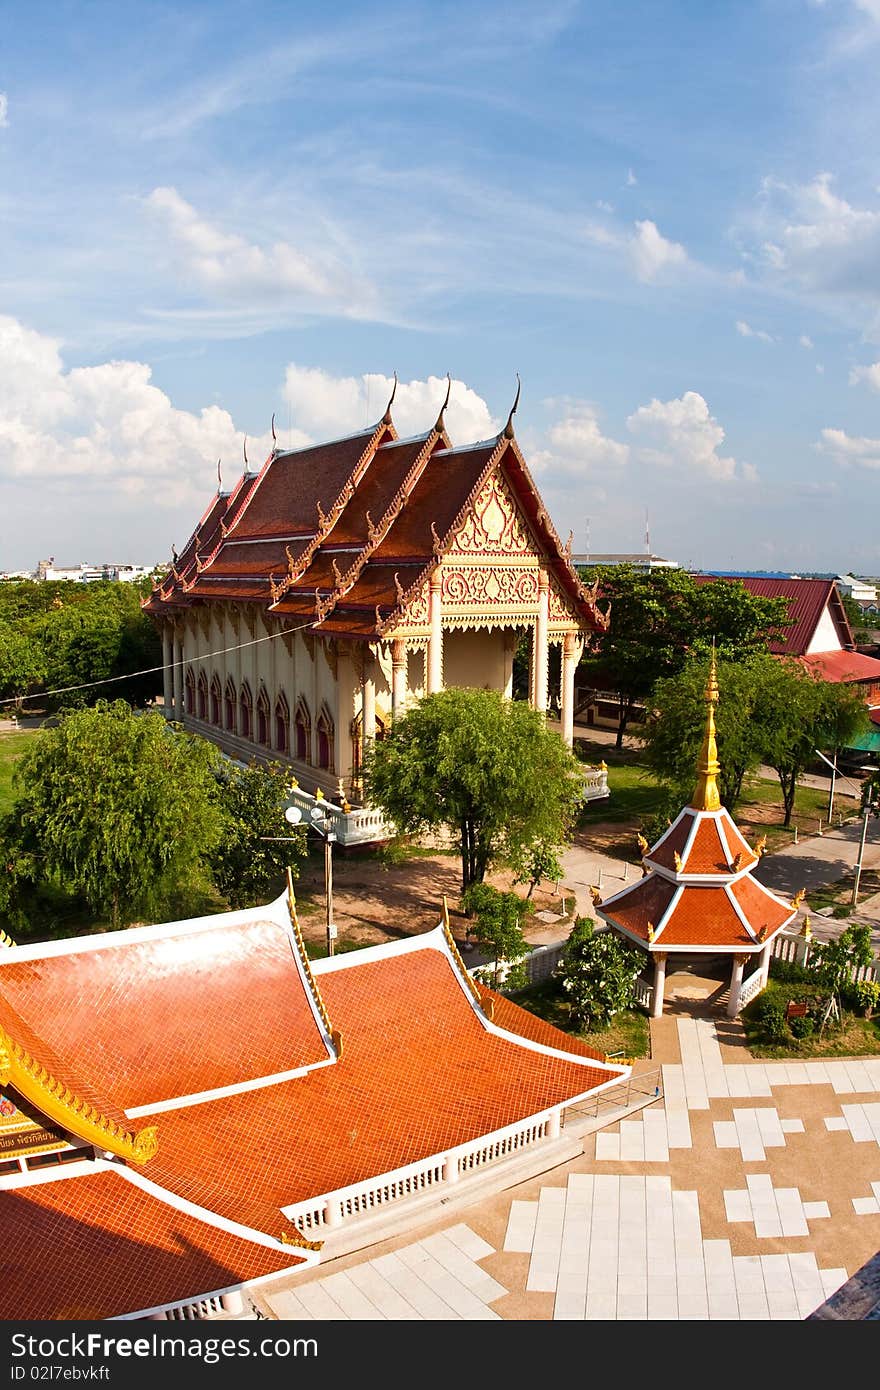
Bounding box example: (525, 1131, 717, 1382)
(561, 631, 577, 747)
(547, 1110, 561, 1140)
(172, 633, 183, 721)
(534, 570, 549, 713)
(220, 1291, 244, 1314)
(727, 954, 747, 1019)
(759, 940, 773, 988)
(391, 639, 407, 719)
(443, 1154, 459, 1185)
(427, 573, 443, 693)
(162, 627, 173, 717)
(363, 669, 376, 743)
(651, 953, 667, 1019)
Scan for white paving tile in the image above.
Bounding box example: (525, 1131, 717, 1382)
(852, 1195, 880, 1215)
(824, 1116, 848, 1131)
(503, 1200, 539, 1253)
(346, 1262, 422, 1319)
(781, 1118, 805, 1133)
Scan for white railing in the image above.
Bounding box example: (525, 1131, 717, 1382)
(285, 786, 394, 847)
(634, 975, 654, 1011)
(581, 765, 610, 801)
(282, 1112, 558, 1240)
(738, 969, 766, 1009)
(771, 929, 880, 985)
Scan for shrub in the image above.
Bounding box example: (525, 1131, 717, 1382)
(756, 998, 788, 1041)
(850, 980, 880, 1017)
(789, 1014, 815, 1040)
(460, 882, 529, 988)
(769, 957, 813, 985)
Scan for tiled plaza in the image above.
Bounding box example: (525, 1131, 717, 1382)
(260, 1017, 880, 1321)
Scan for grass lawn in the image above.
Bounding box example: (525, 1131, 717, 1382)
(0, 730, 37, 817)
(741, 980, 880, 1057)
(510, 978, 651, 1059)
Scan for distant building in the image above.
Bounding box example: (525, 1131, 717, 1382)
(836, 574, 878, 605)
(571, 552, 679, 571)
(31, 559, 155, 583)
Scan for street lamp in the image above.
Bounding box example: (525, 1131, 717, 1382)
(851, 781, 880, 909)
(285, 798, 337, 957)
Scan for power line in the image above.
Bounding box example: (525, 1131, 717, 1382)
(0, 617, 319, 709)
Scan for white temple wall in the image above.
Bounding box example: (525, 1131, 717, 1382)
(442, 629, 507, 692)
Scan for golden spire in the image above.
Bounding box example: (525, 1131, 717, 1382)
(690, 647, 721, 812)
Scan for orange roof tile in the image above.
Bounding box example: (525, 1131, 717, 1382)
(658, 884, 755, 948)
(729, 876, 795, 937)
(600, 876, 678, 943)
(0, 1170, 303, 1320)
(647, 814, 693, 872)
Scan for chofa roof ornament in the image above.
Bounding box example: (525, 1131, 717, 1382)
(434, 373, 452, 433)
(382, 372, 398, 425)
(502, 373, 521, 440)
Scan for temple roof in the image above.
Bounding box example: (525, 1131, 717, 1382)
(145, 405, 606, 639)
(0, 895, 627, 1316)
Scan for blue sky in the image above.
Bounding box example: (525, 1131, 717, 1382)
(1, 0, 879, 573)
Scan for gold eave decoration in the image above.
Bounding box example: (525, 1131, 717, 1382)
(0, 928, 16, 948)
(441, 896, 485, 1008)
(285, 870, 338, 1051)
(0, 1026, 158, 1165)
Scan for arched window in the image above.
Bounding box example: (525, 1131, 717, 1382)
(196, 671, 208, 721)
(210, 674, 222, 725)
(185, 669, 196, 717)
(224, 677, 236, 733)
(239, 683, 253, 740)
(275, 691, 290, 755)
(316, 705, 335, 772)
(256, 685, 271, 747)
(294, 699, 311, 763)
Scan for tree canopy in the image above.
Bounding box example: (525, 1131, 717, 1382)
(0, 579, 161, 711)
(558, 916, 643, 1030)
(362, 687, 585, 890)
(210, 759, 306, 909)
(0, 701, 227, 931)
(639, 652, 869, 823)
(576, 566, 791, 745)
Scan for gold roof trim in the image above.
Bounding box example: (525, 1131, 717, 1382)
(285, 870, 336, 1048)
(0, 928, 16, 948)
(690, 647, 722, 812)
(0, 1026, 157, 1165)
(441, 896, 485, 1007)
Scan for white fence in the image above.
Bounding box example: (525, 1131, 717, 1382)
(771, 929, 880, 985)
(285, 785, 392, 847)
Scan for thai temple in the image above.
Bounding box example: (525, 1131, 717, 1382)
(143, 380, 609, 817)
(595, 654, 801, 1018)
(0, 886, 628, 1320)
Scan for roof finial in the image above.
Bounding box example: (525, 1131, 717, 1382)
(434, 373, 452, 433)
(502, 373, 521, 439)
(243, 434, 248, 467)
(690, 642, 721, 812)
(382, 372, 398, 425)
(271, 412, 277, 445)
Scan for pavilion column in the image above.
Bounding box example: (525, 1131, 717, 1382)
(391, 640, 407, 720)
(172, 632, 184, 722)
(362, 668, 376, 744)
(727, 953, 748, 1019)
(162, 626, 173, 718)
(534, 570, 549, 713)
(427, 573, 443, 693)
(759, 940, 773, 989)
(651, 953, 667, 1019)
(561, 631, 578, 747)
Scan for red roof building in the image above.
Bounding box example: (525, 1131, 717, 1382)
(0, 887, 627, 1320)
(144, 383, 607, 815)
(595, 654, 799, 1018)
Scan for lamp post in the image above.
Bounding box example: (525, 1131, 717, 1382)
(285, 800, 337, 957)
(851, 782, 879, 909)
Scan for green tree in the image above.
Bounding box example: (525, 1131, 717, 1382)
(363, 687, 585, 891)
(755, 662, 868, 825)
(558, 916, 643, 1030)
(210, 760, 307, 909)
(460, 882, 529, 988)
(0, 701, 226, 931)
(577, 566, 789, 746)
(810, 925, 874, 1023)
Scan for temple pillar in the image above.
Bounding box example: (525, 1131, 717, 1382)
(759, 940, 773, 989)
(162, 626, 173, 717)
(427, 573, 443, 693)
(561, 631, 578, 747)
(363, 668, 376, 743)
(172, 632, 183, 722)
(391, 639, 407, 719)
(651, 953, 667, 1019)
(727, 954, 748, 1019)
(534, 571, 549, 713)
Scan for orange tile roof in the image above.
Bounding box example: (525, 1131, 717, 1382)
(0, 918, 330, 1112)
(729, 876, 795, 937)
(0, 1170, 304, 1320)
(659, 885, 755, 948)
(648, 814, 695, 872)
(130, 943, 620, 1224)
(595, 876, 678, 944)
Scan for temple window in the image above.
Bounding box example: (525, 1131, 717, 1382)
(196, 672, 207, 721)
(210, 675, 222, 726)
(294, 700, 311, 763)
(224, 679, 236, 733)
(275, 692, 290, 755)
(240, 684, 253, 740)
(316, 707, 335, 772)
(256, 686, 271, 747)
(185, 670, 196, 717)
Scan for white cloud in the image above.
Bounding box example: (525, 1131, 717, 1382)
(816, 363, 825, 373)
(0, 313, 274, 507)
(630, 220, 688, 281)
(626, 391, 753, 482)
(535, 405, 629, 477)
(752, 173, 880, 303)
(146, 186, 377, 316)
(819, 426, 880, 469)
(282, 366, 498, 443)
(850, 360, 880, 390)
(596, 200, 615, 213)
(0, 93, 8, 128)
(736, 319, 775, 343)
(626, 169, 637, 186)
(799, 334, 814, 348)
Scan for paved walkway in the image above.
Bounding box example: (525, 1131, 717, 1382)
(257, 1013, 880, 1321)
